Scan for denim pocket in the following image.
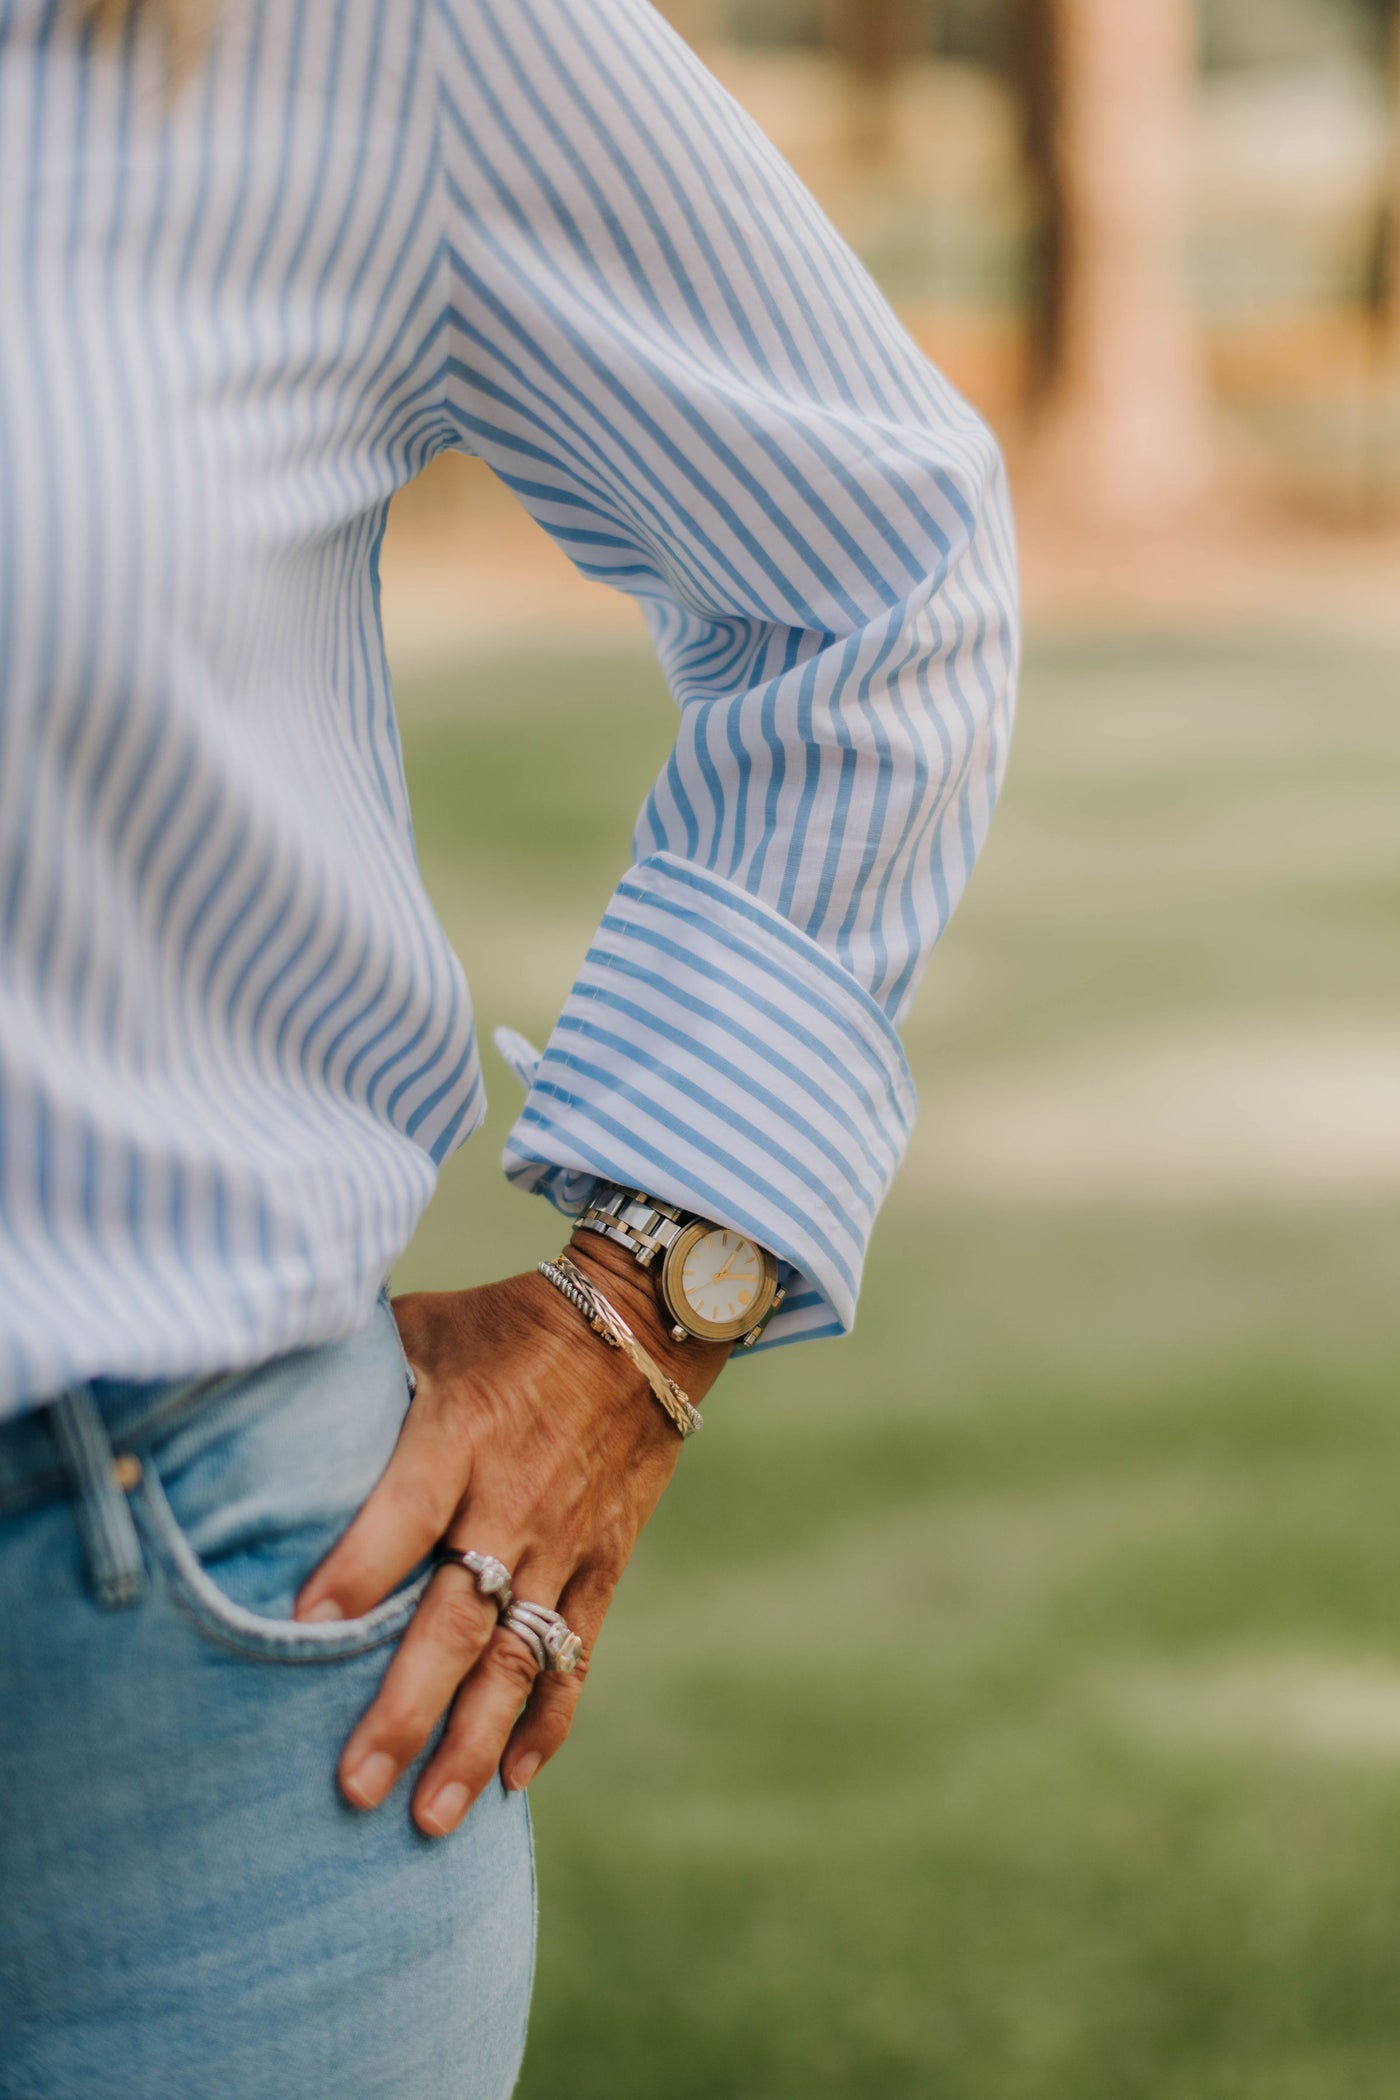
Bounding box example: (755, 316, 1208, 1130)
(131, 1292, 429, 1665)
(135, 1466, 430, 1662)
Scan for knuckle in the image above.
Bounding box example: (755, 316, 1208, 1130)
(430, 1582, 495, 1652)
(592, 1565, 623, 1599)
(574, 1562, 620, 1610)
(369, 1694, 431, 1762)
(316, 1547, 370, 1606)
(536, 1699, 575, 1751)
(431, 1729, 496, 1793)
(487, 1633, 544, 1698)
(388, 1471, 453, 1541)
(579, 1583, 617, 1630)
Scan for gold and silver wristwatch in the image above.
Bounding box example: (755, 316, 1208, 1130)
(575, 1185, 784, 1348)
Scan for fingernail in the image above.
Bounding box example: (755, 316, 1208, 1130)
(420, 1782, 470, 1837)
(507, 1753, 540, 1793)
(343, 1751, 398, 1809)
(299, 1598, 344, 1624)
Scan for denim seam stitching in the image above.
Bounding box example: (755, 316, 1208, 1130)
(134, 1470, 429, 1665)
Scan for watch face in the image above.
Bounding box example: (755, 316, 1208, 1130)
(678, 1228, 766, 1330)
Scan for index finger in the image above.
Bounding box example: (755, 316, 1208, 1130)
(294, 1386, 469, 1621)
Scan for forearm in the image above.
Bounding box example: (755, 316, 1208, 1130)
(440, 0, 1017, 1340)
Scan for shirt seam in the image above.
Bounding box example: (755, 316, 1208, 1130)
(426, 0, 459, 457)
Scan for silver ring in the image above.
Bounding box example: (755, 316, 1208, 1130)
(500, 1615, 548, 1672)
(434, 1547, 514, 1616)
(502, 1599, 584, 1675)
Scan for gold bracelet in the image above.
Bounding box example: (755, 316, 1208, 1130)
(537, 1253, 703, 1439)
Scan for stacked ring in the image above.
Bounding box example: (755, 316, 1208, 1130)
(434, 1547, 515, 1616)
(500, 1614, 547, 1673)
(501, 1599, 584, 1675)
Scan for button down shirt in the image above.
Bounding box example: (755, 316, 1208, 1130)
(0, 0, 1018, 1414)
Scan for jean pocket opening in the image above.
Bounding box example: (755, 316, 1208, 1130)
(134, 1465, 429, 1664)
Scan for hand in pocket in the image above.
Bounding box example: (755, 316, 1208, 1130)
(295, 1241, 730, 1836)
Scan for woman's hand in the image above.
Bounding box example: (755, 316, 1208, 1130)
(293, 1234, 730, 1837)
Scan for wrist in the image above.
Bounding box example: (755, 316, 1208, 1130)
(563, 1228, 732, 1388)
(575, 1185, 783, 1348)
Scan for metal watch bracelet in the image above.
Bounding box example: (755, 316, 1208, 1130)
(575, 1185, 785, 1348)
(574, 1188, 686, 1270)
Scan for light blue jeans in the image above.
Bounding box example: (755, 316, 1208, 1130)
(0, 1293, 535, 2100)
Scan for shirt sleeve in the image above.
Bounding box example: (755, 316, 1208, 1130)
(432, 0, 1019, 1347)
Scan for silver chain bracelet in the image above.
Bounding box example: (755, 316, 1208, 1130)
(538, 1253, 703, 1439)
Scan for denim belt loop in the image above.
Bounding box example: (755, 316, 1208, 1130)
(47, 1388, 147, 1609)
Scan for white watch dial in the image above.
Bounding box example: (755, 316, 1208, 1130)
(679, 1228, 764, 1329)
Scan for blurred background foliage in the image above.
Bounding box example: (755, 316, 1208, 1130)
(383, 2, 1400, 2093)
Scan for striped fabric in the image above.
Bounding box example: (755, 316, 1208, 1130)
(0, 0, 1017, 1416)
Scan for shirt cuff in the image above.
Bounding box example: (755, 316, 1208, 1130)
(497, 851, 916, 1349)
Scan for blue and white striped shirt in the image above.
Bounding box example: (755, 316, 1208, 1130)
(0, 0, 1018, 1416)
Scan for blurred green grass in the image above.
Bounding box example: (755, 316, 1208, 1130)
(394, 633, 1400, 2099)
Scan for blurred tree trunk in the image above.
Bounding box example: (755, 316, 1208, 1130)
(1021, 0, 1218, 525)
(828, 0, 918, 168)
(1018, 0, 1065, 405)
(1378, 0, 1400, 363)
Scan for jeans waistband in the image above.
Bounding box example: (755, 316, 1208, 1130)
(0, 1304, 394, 1524)
(1, 1292, 413, 1627)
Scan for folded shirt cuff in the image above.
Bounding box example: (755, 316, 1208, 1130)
(497, 851, 915, 1350)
